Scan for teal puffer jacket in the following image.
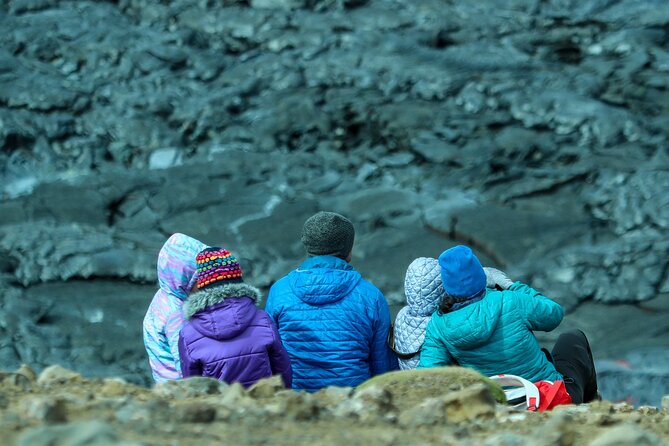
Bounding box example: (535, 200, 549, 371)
(417, 282, 563, 383)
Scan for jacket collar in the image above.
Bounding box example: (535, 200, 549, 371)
(184, 283, 261, 319)
(450, 289, 486, 312)
(299, 255, 354, 271)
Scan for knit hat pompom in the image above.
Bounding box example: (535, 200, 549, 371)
(438, 245, 486, 298)
(195, 247, 243, 290)
(301, 211, 355, 260)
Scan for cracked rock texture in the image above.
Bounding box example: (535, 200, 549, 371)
(1, 0, 669, 405)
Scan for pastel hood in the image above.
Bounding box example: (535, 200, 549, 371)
(157, 233, 208, 301)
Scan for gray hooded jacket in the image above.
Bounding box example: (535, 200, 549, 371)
(394, 257, 444, 370)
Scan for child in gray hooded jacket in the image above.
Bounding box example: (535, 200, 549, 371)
(391, 257, 445, 370)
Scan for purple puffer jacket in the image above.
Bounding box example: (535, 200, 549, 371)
(178, 283, 292, 388)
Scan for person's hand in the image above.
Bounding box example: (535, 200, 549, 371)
(483, 267, 514, 290)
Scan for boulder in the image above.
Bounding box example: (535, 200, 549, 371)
(37, 365, 82, 387)
(153, 376, 228, 399)
(266, 390, 320, 421)
(588, 424, 667, 446)
(0, 371, 33, 391)
(332, 385, 396, 422)
(16, 364, 38, 383)
(248, 375, 286, 399)
(19, 396, 68, 423)
(399, 383, 496, 426)
(357, 367, 506, 407)
(98, 378, 142, 398)
(171, 402, 217, 423)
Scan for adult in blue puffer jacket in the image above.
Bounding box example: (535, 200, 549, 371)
(265, 211, 399, 392)
(419, 245, 599, 405)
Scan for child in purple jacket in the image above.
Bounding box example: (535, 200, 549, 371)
(178, 247, 292, 388)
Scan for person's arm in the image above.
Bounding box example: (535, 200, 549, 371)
(417, 319, 453, 368)
(509, 282, 564, 332)
(178, 332, 202, 377)
(369, 292, 399, 375)
(267, 318, 293, 388)
(264, 285, 280, 328)
(165, 310, 188, 377)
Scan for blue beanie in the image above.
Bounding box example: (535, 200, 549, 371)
(438, 245, 486, 298)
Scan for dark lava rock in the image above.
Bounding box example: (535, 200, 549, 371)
(1, 0, 669, 403)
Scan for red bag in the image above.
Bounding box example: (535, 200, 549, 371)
(489, 374, 573, 411)
(535, 380, 572, 411)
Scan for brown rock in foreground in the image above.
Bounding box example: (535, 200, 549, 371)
(0, 365, 668, 446)
(357, 366, 507, 406)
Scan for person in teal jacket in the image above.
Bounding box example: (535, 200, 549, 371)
(418, 245, 598, 404)
(265, 211, 398, 392)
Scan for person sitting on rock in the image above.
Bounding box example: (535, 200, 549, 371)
(390, 257, 444, 370)
(143, 233, 208, 383)
(418, 245, 599, 405)
(265, 211, 398, 392)
(178, 247, 292, 388)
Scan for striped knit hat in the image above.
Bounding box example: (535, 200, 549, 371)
(195, 247, 243, 290)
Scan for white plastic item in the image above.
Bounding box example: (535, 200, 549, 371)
(489, 374, 540, 411)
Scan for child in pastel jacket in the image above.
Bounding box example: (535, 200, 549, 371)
(143, 233, 207, 382)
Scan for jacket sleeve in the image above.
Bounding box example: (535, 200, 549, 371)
(369, 292, 399, 376)
(178, 332, 202, 378)
(267, 317, 293, 388)
(417, 319, 453, 368)
(165, 310, 188, 377)
(509, 282, 564, 332)
(264, 284, 280, 328)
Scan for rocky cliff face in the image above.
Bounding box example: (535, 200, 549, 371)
(1, 0, 669, 403)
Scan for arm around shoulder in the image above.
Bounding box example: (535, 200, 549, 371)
(267, 315, 293, 388)
(264, 283, 282, 328)
(369, 290, 399, 375)
(509, 282, 564, 332)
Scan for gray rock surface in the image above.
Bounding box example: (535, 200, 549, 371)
(1, 0, 669, 405)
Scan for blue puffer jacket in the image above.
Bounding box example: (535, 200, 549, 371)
(418, 282, 563, 383)
(265, 256, 398, 392)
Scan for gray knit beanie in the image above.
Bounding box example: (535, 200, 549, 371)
(301, 211, 355, 259)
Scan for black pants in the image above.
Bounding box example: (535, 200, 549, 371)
(549, 329, 599, 404)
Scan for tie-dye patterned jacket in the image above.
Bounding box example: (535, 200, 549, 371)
(143, 233, 207, 382)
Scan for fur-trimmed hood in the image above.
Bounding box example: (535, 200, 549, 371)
(185, 283, 261, 318)
(184, 284, 263, 341)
